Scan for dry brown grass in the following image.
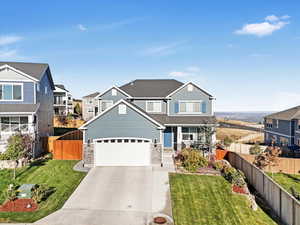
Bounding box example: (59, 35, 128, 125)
(217, 118, 259, 126)
(216, 128, 258, 142)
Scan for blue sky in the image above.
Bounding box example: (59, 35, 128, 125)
(0, 0, 300, 111)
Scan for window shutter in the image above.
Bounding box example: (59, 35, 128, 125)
(202, 102, 207, 113)
(175, 102, 179, 113)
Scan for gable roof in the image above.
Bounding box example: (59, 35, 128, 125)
(265, 105, 300, 120)
(0, 61, 55, 89)
(119, 79, 184, 97)
(95, 85, 131, 99)
(166, 81, 213, 98)
(83, 92, 100, 98)
(79, 99, 165, 130)
(55, 84, 69, 92)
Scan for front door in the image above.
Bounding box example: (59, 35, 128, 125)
(164, 127, 173, 148)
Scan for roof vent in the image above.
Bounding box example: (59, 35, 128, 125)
(130, 82, 134, 86)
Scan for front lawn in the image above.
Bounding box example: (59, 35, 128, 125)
(0, 159, 86, 223)
(169, 174, 278, 225)
(267, 173, 300, 195)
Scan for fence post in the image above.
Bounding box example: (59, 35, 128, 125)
(292, 199, 295, 225)
(279, 188, 282, 218)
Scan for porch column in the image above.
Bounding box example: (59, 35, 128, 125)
(177, 126, 182, 151)
(160, 129, 164, 167)
(28, 115, 35, 133)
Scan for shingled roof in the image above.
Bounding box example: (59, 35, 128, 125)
(0, 104, 39, 113)
(83, 92, 100, 98)
(0, 61, 54, 89)
(119, 79, 184, 97)
(55, 84, 69, 92)
(265, 105, 300, 120)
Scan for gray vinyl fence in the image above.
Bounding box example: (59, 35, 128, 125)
(227, 152, 300, 225)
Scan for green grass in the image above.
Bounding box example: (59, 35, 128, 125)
(169, 174, 278, 225)
(0, 159, 86, 223)
(267, 173, 300, 195)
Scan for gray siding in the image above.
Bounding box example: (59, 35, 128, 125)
(169, 84, 212, 116)
(0, 81, 35, 104)
(294, 119, 300, 146)
(132, 100, 167, 114)
(84, 103, 160, 142)
(100, 88, 127, 102)
(264, 119, 292, 136)
(36, 71, 54, 137)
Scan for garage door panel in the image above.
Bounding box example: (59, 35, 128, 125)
(95, 140, 151, 166)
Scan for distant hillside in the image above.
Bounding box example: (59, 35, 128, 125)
(215, 112, 273, 124)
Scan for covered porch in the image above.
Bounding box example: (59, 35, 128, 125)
(163, 125, 216, 151)
(0, 114, 36, 152)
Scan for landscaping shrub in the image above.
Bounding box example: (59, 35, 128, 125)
(213, 161, 225, 171)
(223, 167, 246, 187)
(5, 184, 19, 202)
(32, 184, 55, 203)
(249, 143, 262, 155)
(178, 148, 208, 172)
(223, 136, 234, 147)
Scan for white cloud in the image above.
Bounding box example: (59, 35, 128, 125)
(77, 24, 87, 31)
(186, 66, 200, 72)
(142, 41, 187, 56)
(235, 15, 290, 37)
(0, 49, 19, 59)
(169, 71, 189, 77)
(0, 35, 23, 46)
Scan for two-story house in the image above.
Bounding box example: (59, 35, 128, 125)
(53, 84, 73, 115)
(0, 62, 55, 157)
(79, 79, 216, 167)
(264, 105, 300, 147)
(82, 92, 100, 121)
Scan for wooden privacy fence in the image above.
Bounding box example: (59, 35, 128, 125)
(52, 130, 83, 160)
(227, 152, 300, 225)
(238, 153, 300, 175)
(53, 140, 83, 160)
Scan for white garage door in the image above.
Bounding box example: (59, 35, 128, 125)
(94, 138, 152, 166)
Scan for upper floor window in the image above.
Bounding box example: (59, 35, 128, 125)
(146, 101, 162, 113)
(179, 101, 201, 113)
(45, 86, 48, 94)
(112, 89, 117, 96)
(298, 120, 300, 130)
(276, 120, 279, 128)
(101, 100, 113, 112)
(37, 83, 40, 92)
(0, 83, 22, 101)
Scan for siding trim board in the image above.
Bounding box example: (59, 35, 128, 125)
(265, 130, 292, 138)
(80, 99, 165, 130)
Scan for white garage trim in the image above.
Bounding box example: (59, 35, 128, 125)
(93, 137, 152, 167)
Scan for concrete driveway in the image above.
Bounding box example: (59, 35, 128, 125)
(36, 158, 174, 225)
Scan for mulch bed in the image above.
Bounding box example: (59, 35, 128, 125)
(0, 199, 38, 212)
(232, 185, 248, 195)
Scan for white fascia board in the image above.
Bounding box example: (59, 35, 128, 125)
(0, 64, 39, 82)
(166, 81, 214, 98)
(94, 85, 132, 99)
(79, 99, 165, 130)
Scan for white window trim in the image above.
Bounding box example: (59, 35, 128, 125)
(146, 100, 162, 113)
(178, 100, 202, 114)
(100, 100, 113, 112)
(0, 116, 30, 133)
(0, 82, 24, 102)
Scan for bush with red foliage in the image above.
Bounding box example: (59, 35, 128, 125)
(0, 199, 38, 212)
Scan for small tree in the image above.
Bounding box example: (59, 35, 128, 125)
(254, 146, 281, 176)
(74, 103, 82, 115)
(223, 136, 233, 147)
(198, 124, 216, 154)
(3, 133, 33, 179)
(249, 143, 262, 155)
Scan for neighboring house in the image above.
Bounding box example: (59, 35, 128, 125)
(264, 105, 300, 147)
(82, 92, 100, 121)
(0, 62, 55, 156)
(79, 79, 216, 167)
(53, 84, 73, 115)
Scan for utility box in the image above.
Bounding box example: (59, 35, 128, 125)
(17, 184, 37, 199)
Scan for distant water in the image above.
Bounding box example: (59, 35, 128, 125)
(215, 112, 274, 123)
